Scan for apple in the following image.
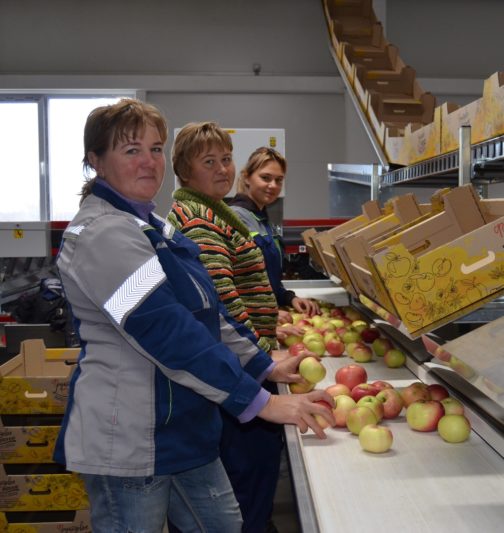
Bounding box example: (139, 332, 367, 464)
(332, 394, 357, 427)
(311, 315, 327, 329)
(384, 348, 406, 368)
(346, 406, 378, 435)
(360, 327, 381, 344)
(427, 383, 449, 401)
(290, 313, 303, 324)
(357, 395, 384, 422)
(342, 330, 361, 345)
(282, 331, 304, 348)
(351, 383, 380, 402)
(288, 342, 308, 356)
(400, 382, 431, 407)
(325, 383, 351, 397)
(330, 308, 345, 318)
(345, 341, 363, 358)
(406, 400, 445, 432)
(440, 396, 465, 416)
(329, 318, 346, 329)
(289, 381, 315, 394)
(371, 380, 393, 392)
(437, 414, 471, 443)
(325, 337, 345, 357)
(299, 356, 326, 384)
(359, 424, 393, 453)
(336, 364, 368, 391)
(303, 333, 326, 357)
(352, 344, 373, 363)
(313, 400, 333, 429)
(376, 388, 404, 419)
(351, 320, 369, 333)
(372, 337, 393, 357)
(343, 307, 362, 322)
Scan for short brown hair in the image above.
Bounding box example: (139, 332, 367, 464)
(237, 147, 287, 194)
(81, 98, 168, 201)
(172, 121, 233, 184)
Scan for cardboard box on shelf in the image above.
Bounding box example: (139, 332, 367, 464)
(0, 509, 91, 533)
(479, 71, 504, 142)
(0, 340, 79, 415)
(336, 193, 425, 309)
(368, 185, 504, 336)
(440, 99, 485, 153)
(0, 464, 88, 512)
(0, 418, 61, 464)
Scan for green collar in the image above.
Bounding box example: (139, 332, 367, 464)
(173, 187, 251, 238)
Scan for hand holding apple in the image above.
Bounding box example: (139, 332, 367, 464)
(258, 389, 335, 439)
(299, 356, 327, 384)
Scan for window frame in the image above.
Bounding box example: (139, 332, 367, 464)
(0, 91, 136, 221)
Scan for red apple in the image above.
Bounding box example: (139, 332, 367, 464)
(357, 395, 384, 422)
(372, 337, 393, 357)
(427, 383, 449, 401)
(351, 383, 380, 402)
(360, 327, 381, 344)
(345, 341, 364, 358)
(325, 338, 345, 357)
(384, 348, 406, 368)
(289, 381, 315, 394)
(288, 342, 308, 356)
(346, 406, 378, 435)
(406, 400, 445, 432)
(400, 382, 431, 407)
(437, 414, 471, 443)
(352, 344, 373, 363)
(299, 356, 326, 384)
(371, 380, 393, 392)
(330, 308, 345, 318)
(440, 396, 465, 415)
(336, 364, 368, 391)
(332, 394, 357, 427)
(376, 388, 404, 419)
(325, 383, 351, 397)
(359, 424, 393, 453)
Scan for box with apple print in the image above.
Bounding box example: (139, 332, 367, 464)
(368, 186, 504, 337)
(0, 509, 91, 533)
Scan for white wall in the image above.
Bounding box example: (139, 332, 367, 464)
(2, 0, 504, 216)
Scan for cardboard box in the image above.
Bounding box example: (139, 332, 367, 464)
(0, 509, 91, 533)
(478, 71, 504, 142)
(0, 465, 88, 512)
(0, 417, 62, 464)
(422, 315, 504, 408)
(368, 186, 504, 336)
(0, 340, 79, 415)
(336, 193, 425, 309)
(440, 99, 485, 153)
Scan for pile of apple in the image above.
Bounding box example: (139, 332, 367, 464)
(292, 360, 471, 453)
(281, 303, 406, 368)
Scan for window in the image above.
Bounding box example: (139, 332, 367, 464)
(0, 94, 134, 222)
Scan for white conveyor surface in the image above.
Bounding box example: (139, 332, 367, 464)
(281, 357, 504, 533)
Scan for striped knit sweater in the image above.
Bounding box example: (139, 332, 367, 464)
(168, 187, 279, 352)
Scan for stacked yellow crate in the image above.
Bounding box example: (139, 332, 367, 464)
(0, 340, 90, 532)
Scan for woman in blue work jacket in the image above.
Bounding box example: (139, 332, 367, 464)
(229, 147, 320, 341)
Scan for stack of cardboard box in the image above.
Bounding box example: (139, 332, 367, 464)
(0, 340, 90, 532)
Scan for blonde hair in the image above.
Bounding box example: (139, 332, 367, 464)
(80, 98, 168, 202)
(171, 121, 233, 184)
(237, 147, 287, 194)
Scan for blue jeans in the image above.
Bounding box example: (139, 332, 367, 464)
(81, 458, 243, 533)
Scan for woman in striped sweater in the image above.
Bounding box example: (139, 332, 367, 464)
(167, 122, 284, 533)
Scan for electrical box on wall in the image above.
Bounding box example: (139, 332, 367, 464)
(174, 128, 286, 197)
(0, 222, 50, 258)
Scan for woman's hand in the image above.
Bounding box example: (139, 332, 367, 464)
(276, 323, 304, 343)
(277, 309, 293, 325)
(268, 352, 316, 384)
(291, 297, 320, 317)
(257, 390, 336, 439)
